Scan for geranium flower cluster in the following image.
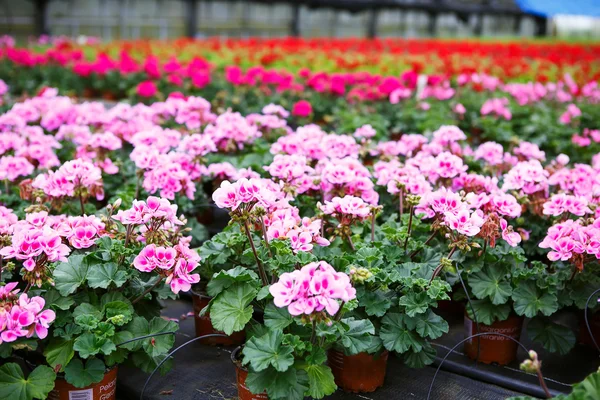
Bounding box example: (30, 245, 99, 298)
(0, 282, 55, 344)
(32, 159, 105, 201)
(133, 242, 200, 294)
(269, 261, 356, 316)
(539, 219, 600, 268)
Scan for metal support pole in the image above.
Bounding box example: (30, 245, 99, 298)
(534, 15, 548, 37)
(186, 0, 197, 38)
(34, 0, 50, 36)
(427, 11, 438, 36)
(367, 8, 378, 38)
(290, 4, 300, 36)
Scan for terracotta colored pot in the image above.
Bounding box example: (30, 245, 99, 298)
(464, 313, 523, 365)
(192, 291, 245, 345)
(82, 88, 95, 98)
(231, 347, 268, 400)
(48, 367, 117, 400)
(102, 91, 116, 101)
(327, 349, 388, 393)
(578, 311, 600, 347)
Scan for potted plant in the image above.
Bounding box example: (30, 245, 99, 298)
(0, 195, 197, 399)
(231, 260, 356, 400)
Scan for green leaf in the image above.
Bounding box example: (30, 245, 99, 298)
(360, 289, 393, 317)
(43, 338, 75, 373)
(207, 266, 260, 297)
(243, 330, 294, 372)
(257, 286, 272, 301)
(43, 289, 75, 311)
(126, 317, 178, 357)
(64, 358, 105, 388)
(465, 299, 511, 326)
(380, 313, 423, 354)
(73, 303, 103, 321)
(74, 315, 99, 330)
(468, 264, 513, 305)
(0, 363, 55, 400)
(527, 317, 576, 355)
(399, 292, 432, 317)
(210, 282, 257, 335)
(304, 365, 337, 399)
(264, 303, 293, 330)
(73, 333, 116, 359)
(245, 367, 308, 400)
(339, 318, 377, 355)
(86, 262, 127, 289)
(103, 301, 134, 326)
(512, 282, 558, 318)
(53, 254, 90, 296)
(414, 311, 449, 339)
(403, 342, 436, 368)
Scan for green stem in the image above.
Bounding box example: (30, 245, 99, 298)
(131, 277, 164, 305)
(409, 231, 437, 259)
(403, 205, 414, 253)
(260, 216, 273, 258)
(429, 246, 457, 284)
(243, 220, 269, 286)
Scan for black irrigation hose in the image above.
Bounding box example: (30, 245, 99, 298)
(584, 287, 600, 353)
(115, 331, 178, 347)
(139, 333, 229, 400)
(455, 264, 481, 362)
(426, 332, 547, 400)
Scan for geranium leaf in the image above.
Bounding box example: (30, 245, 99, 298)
(64, 358, 105, 388)
(43, 289, 75, 311)
(512, 282, 558, 318)
(468, 264, 512, 305)
(54, 254, 90, 296)
(243, 330, 294, 372)
(360, 289, 393, 317)
(210, 282, 257, 335)
(87, 262, 127, 289)
(339, 318, 376, 355)
(43, 338, 74, 373)
(73, 333, 116, 359)
(414, 310, 449, 339)
(207, 266, 260, 297)
(0, 363, 55, 400)
(403, 342, 436, 368)
(380, 313, 424, 354)
(304, 364, 337, 399)
(527, 317, 576, 355)
(103, 301, 134, 326)
(264, 303, 293, 330)
(465, 299, 511, 326)
(398, 292, 432, 317)
(126, 317, 178, 357)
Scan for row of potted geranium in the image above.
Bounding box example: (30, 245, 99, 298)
(1, 82, 600, 398)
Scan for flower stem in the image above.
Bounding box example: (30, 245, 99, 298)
(243, 220, 269, 286)
(345, 233, 356, 251)
(403, 205, 414, 253)
(536, 369, 552, 399)
(131, 277, 164, 305)
(79, 195, 85, 215)
(429, 246, 457, 284)
(399, 188, 404, 224)
(260, 216, 273, 258)
(409, 231, 437, 259)
(371, 211, 376, 242)
(310, 319, 317, 345)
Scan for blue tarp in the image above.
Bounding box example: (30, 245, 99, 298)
(516, 0, 600, 17)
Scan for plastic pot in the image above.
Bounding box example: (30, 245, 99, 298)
(231, 346, 269, 400)
(327, 349, 388, 393)
(464, 313, 523, 365)
(49, 367, 117, 400)
(191, 291, 245, 345)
